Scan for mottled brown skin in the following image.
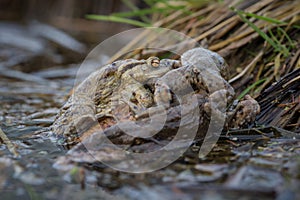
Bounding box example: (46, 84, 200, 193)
(52, 48, 260, 147)
(52, 56, 180, 145)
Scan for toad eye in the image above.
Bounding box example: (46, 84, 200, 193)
(212, 53, 225, 67)
(147, 57, 160, 67)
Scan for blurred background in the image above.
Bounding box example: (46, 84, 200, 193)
(0, 1, 299, 199)
(0, 0, 138, 68)
(0, 0, 134, 42)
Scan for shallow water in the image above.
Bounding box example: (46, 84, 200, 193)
(0, 24, 299, 200)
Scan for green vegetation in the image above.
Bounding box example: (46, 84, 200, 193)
(86, 14, 151, 27)
(86, 0, 214, 27)
(237, 78, 266, 100)
(232, 8, 294, 57)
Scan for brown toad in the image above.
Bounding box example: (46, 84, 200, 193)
(52, 47, 260, 147)
(52, 56, 180, 145)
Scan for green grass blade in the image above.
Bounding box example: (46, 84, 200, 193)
(121, 0, 151, 23)
(86, 14, 151, 27)
(277, 27, 296, 49)
(112, 7, 166, 18)
(293, 25, 300, 29)
(143, 0, 158, 7)
(232, 8, 282, 53)
(241, 11, 287, 25)
(268, 29, 289, 56)
(237, 78, 266, 100)
(122, 0, 139, 11)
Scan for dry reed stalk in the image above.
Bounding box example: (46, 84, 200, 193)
(0, 127, 19, 157)
(110, 0, 299, 98)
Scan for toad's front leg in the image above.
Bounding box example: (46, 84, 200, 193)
(120, 58, 181, 118)
(52, 95, 98, 146)
(119, 81, 154, 115)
